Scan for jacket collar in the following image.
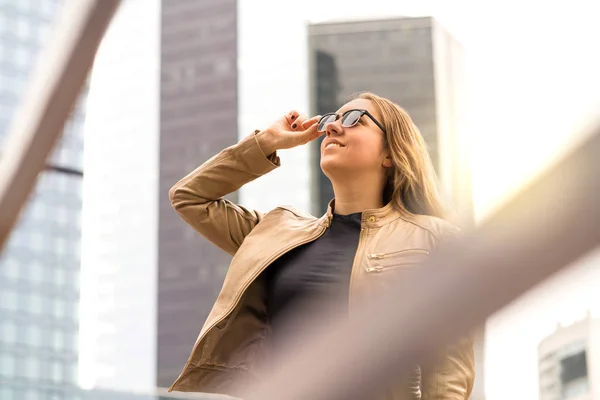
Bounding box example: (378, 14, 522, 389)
(319, 199, 402, 228)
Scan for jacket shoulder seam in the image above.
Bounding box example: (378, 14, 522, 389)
(397, 216, 443, 243)
(270, 205, 315, 220)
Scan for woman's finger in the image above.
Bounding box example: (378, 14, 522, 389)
(295, 121, 324, 145)
(301, 115, 321, 130)
(285, 110, 299, 127)
(290, 113, 308, 130)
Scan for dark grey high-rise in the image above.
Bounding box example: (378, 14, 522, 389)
(308, 17, 473, 224)
(80, 0, 240, 393)
(157, 0, 238, 388)
(308, 16, 483, 399)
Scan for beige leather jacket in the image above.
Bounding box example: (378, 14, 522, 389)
(167, 132, 475, 399)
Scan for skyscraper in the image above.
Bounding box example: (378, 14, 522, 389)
(80, 0, 238, 391)
(538, 314, 599, 400)
(308, 16, 482, 399)
(0, 1, 86, 399)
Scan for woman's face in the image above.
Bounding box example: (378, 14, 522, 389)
(320, 98, 388, 179)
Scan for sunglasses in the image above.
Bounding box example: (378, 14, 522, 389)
(317, 109, 386, 134)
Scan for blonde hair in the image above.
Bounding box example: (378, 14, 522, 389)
(349, 92, 446, 219)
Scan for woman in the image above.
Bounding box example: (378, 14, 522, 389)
(167, 92, 475, 399)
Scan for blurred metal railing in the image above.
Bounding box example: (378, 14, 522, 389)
(0, 2, 598, 400)
(0, 0, 121, 251)
(239, 120, 600, 400)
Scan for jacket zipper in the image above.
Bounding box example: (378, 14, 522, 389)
(366, 248, 429, 260)
(365, 249, 429, 273)
(169, 221, 329, 391)
(365, 264, 419, 273)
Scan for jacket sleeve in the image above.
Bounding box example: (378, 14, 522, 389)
(421, 222, 475, 399)
(169, 130, 279, 256)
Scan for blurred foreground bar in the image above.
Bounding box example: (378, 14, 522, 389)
(240, 120, 600, 400)
(0, 0, 121, 252)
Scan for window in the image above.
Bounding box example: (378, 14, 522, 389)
(53, 330, 64, 351)
(29, 261, 44, 283)
(25, 356, 40, 379)
(53, 298, 66, 318)
(15, 46, 31, 69)
(52, 267, 66, 287)
(1, 289, 17, 311)
(0, 353, 15, 377)
(0, 257, 19, 279)
(0, 387, 12, 400)
(56, 237, 68, 257)
(29, 231, 45, 252)
(51, 360, 63, 382)
(29, 293, 44, 314)
(1, 321, 17, 344)
(560, 350, 589, 398)
(15, 17, 31, 42)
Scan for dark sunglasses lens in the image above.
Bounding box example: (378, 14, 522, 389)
(318, 114, 337, 132)
(341, 110, 362, 127)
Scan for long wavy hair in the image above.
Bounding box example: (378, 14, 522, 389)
(349, 92, 446, 219)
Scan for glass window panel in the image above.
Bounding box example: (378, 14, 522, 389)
(25, 356, 40, 379)
(0, 353, 15, 377)
(30, 292, 43, 314)
(1, 321, 17, 343)
(71, 268, 80, 289)
(65, 363, 77, 384)
(51, 360, 62, 382)
(29, 260, 44, 283)
(38, 21, 51, 43)
(15, 17, 31, 42)
(0, 289, 17, 311)
(53, 329, 64, 350)
(65, 331, 77, 352)
(0, 257, 19, 279)
(15, 46, 31, 69)
(0, 387, 12, 400)
(30, 231, 45, 251)
(53, 267, 66, 286)
(53, 298, 65, 318)
(26, 389, 41, 400)
(0, 9, 14, 35)
(56, 237, 68, 257)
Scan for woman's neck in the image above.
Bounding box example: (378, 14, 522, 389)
(331, 179, 385, 215)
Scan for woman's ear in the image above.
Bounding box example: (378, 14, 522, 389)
(382, 155, 392, 168)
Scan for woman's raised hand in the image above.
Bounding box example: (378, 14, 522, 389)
(256, 110, 323, 155)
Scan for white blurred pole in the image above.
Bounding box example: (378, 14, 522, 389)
(0, 0, 121, 252)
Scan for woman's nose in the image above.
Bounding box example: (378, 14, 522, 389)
(325, 120, 343, 137)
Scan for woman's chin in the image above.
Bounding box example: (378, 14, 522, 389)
(320, 157, 347, 176)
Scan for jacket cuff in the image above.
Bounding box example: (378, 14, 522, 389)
(231, 130, 280, 175)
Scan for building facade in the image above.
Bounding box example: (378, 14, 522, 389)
(539, 314, 600, 400)
(0, 1, 86, 399)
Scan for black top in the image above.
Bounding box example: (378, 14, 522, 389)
(265, 212, 362, 346)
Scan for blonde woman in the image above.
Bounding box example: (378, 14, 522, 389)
(168, 92, 475, 399)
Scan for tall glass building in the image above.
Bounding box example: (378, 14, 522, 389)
(0, 1, 86, 399)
